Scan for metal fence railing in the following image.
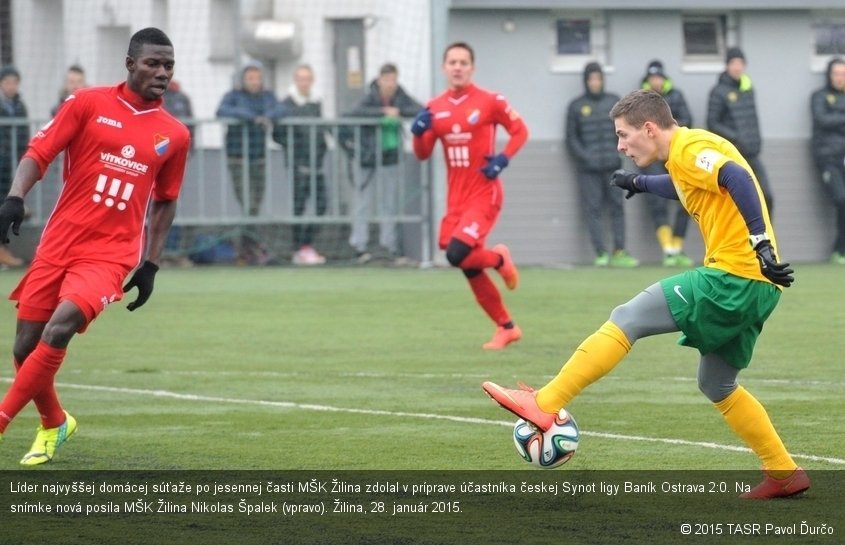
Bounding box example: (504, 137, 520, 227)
(0, 117, 432, 264)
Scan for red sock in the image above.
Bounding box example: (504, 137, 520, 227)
(0, 342, 66, 433)
(460, 246, 501, 271)
(467, 272, 511, 326)
(13, 356, 65, 429)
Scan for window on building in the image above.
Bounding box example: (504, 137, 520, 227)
(680, 13, 737, 72)
(813, 20, 845, 55)
(550, 11, 607, 73)
(682, 15, 726, 61)
(811, 12, 845, 71)
(556, 19, 591, 55)
(0, 0, 12, 65)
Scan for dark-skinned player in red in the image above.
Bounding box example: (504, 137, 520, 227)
(0, 27, 190, 464)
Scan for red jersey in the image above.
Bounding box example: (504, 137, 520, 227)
(414, 83, 527, 211)
(25, 82, 190, 269)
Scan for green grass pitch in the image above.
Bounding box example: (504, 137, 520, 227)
(0, 264, 842, 471)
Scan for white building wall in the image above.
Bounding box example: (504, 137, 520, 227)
(273, 0, 431, 118)
(11, 0, 432, 134)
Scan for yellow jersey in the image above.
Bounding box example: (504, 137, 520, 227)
(665, 127, 777, 283)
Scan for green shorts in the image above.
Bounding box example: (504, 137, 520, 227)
(660, 267, 780, 369)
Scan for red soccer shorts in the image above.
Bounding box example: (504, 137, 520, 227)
(10, 257, 131, 332)
(438, 200, 502, 250)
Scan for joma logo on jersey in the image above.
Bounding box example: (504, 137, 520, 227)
(92, 174, 135, 211)
(96, 116, 123, 128)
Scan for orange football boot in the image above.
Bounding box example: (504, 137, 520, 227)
(481, 380, 556, 431)
(482, 325, 522, 350)
(740, 467, 810, 499)
(491, 244, 518, 290)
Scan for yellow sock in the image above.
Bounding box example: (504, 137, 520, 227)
(714, 386, 797, 475)
(671, 236, 685, 253)
(656, 225, 673, 253)
(536, 321, 631, 412)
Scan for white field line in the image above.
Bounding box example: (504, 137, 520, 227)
(65, 368, 845, 388)
(6, 379, 839, 467)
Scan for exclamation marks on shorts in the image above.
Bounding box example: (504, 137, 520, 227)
(92, 174, 134, 211)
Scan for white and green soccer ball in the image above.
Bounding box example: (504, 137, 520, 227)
(513, 409, 580, 469)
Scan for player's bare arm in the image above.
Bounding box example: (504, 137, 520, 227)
(6, 157, 43, 199)
(145, 199, 178, 266)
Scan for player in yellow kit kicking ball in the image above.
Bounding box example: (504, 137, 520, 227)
(483, 89, 808, 500)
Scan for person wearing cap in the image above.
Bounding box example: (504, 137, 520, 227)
(0, 65, 29, 267)
(810, 57, 845, 264)
(639, 60, 695, 267)
(707, 47, 774, 214)
(566, 61, 638, 267)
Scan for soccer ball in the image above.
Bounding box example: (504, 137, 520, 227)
(513, 409, 580, 469)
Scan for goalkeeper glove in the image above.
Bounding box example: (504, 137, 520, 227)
(481, 153, 509, 180)
(123, 261, 160, 311)
(610, 169, 643, 199)
(750, 234, 794, 287)
(410, 108, 432, 136)
(0, 196, 25, 244)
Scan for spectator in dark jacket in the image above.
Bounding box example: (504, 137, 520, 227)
(275, 64, 328, 265)
(566, 62, 638, 267)
(163, 79, 194, 142)
(343, 63, 423, 263)
(0, 65, 28, 267)
(811, 57, 845, 264)
(160, 80, 195, 267)
(51, 64, 87, 117)
(216, 61, 284, 217)
(216, 61, 284, 264)
(638, 60, 694, 267)
(707, 47, 774, 214)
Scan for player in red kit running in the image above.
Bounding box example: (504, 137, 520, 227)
(412, 42, 528, 350)
(0, 28, 190, 464)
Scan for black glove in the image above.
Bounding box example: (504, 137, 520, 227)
(410, 108, 432, 136)
(610, 169, 643, 199)
(123, 261, 160, 311)
(754, 241, 794, 287)
(0, 196, 25, 244)
(481, 153, 509, 180)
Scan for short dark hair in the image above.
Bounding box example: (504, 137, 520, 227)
(609, 89, 676, 129)
(127, 27, 173, 58)
(67, 64, 85, 75)
(379, 63, 398, 76)
(0, 65, 20, 82)
(443, 42, 474, 63)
